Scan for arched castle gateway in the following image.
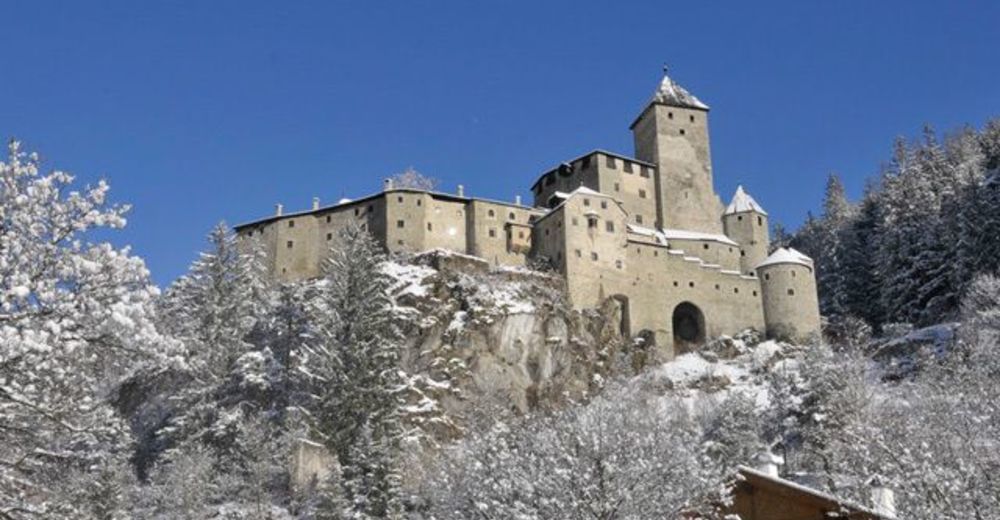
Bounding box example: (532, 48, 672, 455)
(235, 71, 822, 357)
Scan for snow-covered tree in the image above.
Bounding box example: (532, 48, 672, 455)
(420, 383, 739, 519)
(299, 223, 405, 519)
(0, 141, 169, 517)
(388, 167, 438, 191)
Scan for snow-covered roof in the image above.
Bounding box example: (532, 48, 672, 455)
(625, 225, 740, 247)
(651, 72, 709, 110)
(336, 197, 353, 205)
(552, 186, 604, 199)
(660, 227, 739, 247)
(737, 466, 895, 519)
(725, 185, 767, 216)
(756, 247, 813, 269)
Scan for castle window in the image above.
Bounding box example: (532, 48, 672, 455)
(715, 284, 720, 290)
(368, 205, 373, 213)
(583, 198, 590, 206)
(326, 215, 332, 223)
(741, 250, 746, 257)
(591, 252, 598, 261)
(668, 112, 674, 119)
(397, 240, 404, 245)
(788, 288, 795, 296)
(417, 199, 422, 206)
(396, 220, 405, 228)
(588, 216, 598, 229)
(673, 281, 679, 287)
(764, 273, 770, 280)
(615, 260, 623, 269)
(703, 244, 709, 250)
(753, 291, 758, 296)
(640, 167, 650, 178)
(606, 221, 615, 233)
(689, 281, 695, 288)
(489, 228, 496, 238)
(737, 215, 743, 221)
(614, 183, 620, 192)
(509, 212, 516, 220)
(326, 232, 333, 240)
(398, 196, 403, 203)
(286, 240, 293, 249)
(606, 155, 616, 168)
(624, 162, 634, 174)
(791, 270, 796, 278)
(572, 217, 579, 226)
(488, 209, 495, 218)
(654, 250, 658, 257)
(427, 222, 433, 231)
(679, 129, 686, 136)
(734, 287, 740, 294)
(690, 115, 695, 123)
(518, 231, 525, 239)
(758, 216, 763, 226)
(545, 228, 550, 236)
(635, 215, 644, 224)
(729, 247, 733, 253)
(639, 189, 647, 199)
(288, 220, 295, 228)
(575, 249, 582, 258)
(600, 200, 607, 209)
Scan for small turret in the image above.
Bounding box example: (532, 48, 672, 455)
(722, 186, 769, 275)
(757, 248, 821, 343)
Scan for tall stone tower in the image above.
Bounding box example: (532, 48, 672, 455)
(631, 70, 724, 233)
(722, 186, 770, 275)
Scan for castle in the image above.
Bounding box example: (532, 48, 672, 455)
(235, 71, 822, 356)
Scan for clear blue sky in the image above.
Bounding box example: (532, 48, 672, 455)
(2, 1, 997, 285)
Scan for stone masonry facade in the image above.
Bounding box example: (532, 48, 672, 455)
(235, 72, 822, 357)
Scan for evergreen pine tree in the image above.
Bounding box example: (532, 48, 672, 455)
(301, 223, 405, 519)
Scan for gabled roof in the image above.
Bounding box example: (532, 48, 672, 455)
(725, 185, 767, 216)
(651, 72, 709, 111)
(736, 466, 895, 519)
(757, 247, 813, 269)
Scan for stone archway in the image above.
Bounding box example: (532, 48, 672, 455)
(672, 301, 705, 354)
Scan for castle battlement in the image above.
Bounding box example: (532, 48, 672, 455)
(237, 71, 822, 356)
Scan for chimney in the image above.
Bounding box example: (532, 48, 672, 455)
(753, 450, 781, 478)
(868, 475, 897, 518)
(515, 194, 522, 206)
(384, 178, 394, 191)
(457, 184, 465, 197)
(312, 197, 320, 210)
(275, 203, 284, 217)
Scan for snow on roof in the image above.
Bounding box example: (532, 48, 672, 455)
(625, 225, 739, 247)
(651, 72, 709, 110)
(725, 185, 767, 216)
(337, 197, 353, 205)
(757, 247, 813, 269)
(737, 466, 895, 519)
(660, 228, 740, 247)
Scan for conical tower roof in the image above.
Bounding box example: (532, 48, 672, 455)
(725, 185, 767, 215)
(651, 69, 709, 110)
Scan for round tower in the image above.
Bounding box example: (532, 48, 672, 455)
(722, 186, 769, 275)
(757, 248, 821, 343)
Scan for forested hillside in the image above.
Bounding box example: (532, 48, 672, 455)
(2, 118, 1000, 519)
(787, 119, 1000, 331)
